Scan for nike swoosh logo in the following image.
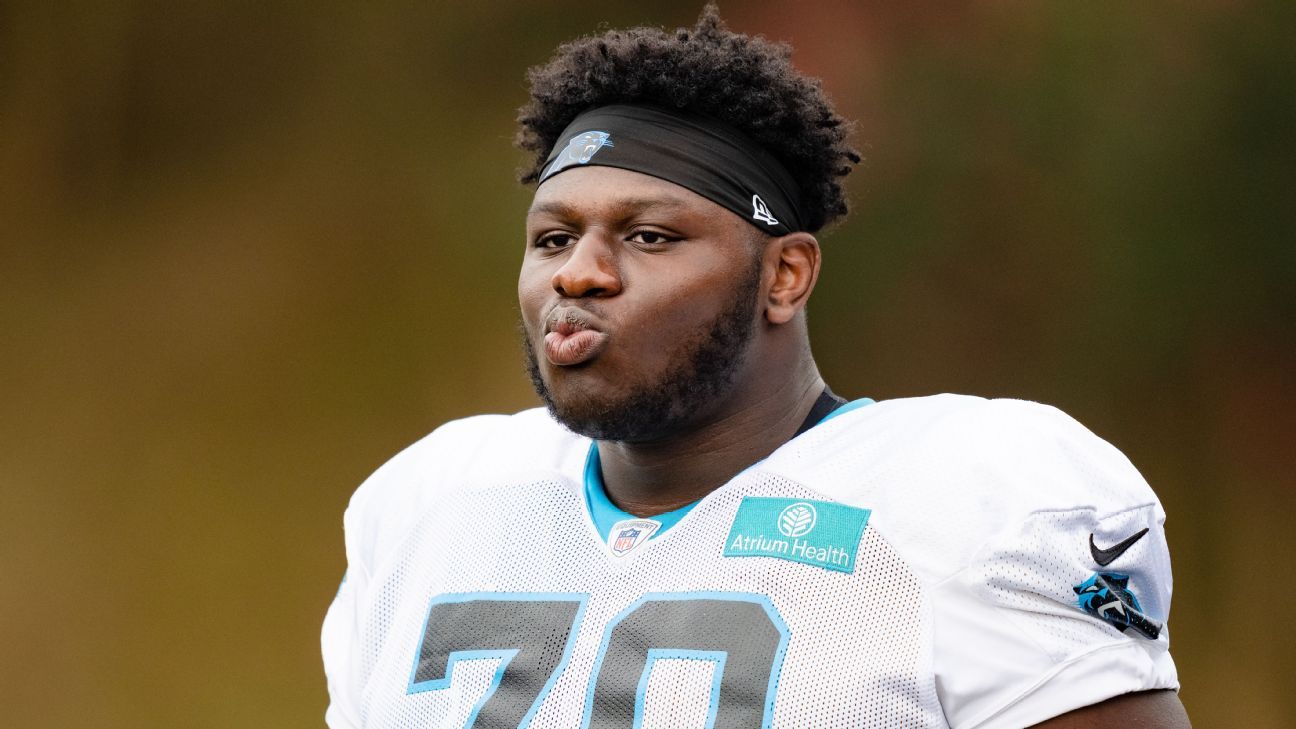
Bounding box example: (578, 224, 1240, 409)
(1089, 528, 1149, 566)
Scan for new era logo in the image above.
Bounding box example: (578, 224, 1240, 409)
(751, 194, 779, 226)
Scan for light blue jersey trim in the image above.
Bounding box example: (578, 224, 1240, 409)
(584, 445, 696, 541)
(819, 397, 874, 424)
(582, 397, 874, 541)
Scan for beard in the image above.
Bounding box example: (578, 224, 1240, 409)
(522, 257, 762, 443)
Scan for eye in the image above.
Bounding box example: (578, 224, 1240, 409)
(628, 230, 678, 246)
(535, 232, 576, 249)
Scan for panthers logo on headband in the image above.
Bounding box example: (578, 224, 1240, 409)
(1073, 572, 1162, 640)
(542, 131, 613, 180)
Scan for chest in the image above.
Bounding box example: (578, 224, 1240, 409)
(355, 473, 944, 729)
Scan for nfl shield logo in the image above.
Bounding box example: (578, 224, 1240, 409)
(607, 518, 661, 557)
(613, 528, 641, 552)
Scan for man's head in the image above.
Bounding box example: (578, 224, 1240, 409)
(516, 7, 857, 442)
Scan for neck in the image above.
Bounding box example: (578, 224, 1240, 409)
(596, 353, 825, 517)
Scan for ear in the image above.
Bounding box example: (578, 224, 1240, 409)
(762, 232, 821, 325)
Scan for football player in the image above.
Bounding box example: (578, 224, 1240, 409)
(323, 7, 1189, 728)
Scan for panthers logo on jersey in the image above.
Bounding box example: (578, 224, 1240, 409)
(541, 131, 613, 180)
(1074, 572, 1163, 640)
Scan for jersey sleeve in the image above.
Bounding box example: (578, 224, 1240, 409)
(319, 414, 512, 729)
(929, 401, 1179, 729)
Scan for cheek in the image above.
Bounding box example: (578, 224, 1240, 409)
(517, 264, 549, 327)
(620, 268, 741, 344)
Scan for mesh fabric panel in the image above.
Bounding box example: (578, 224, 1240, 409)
(354, 471, 941, 728)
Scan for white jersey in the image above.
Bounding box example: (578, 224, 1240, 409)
(322, 395, 1177, 729)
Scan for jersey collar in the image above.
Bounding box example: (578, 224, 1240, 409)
(581, 397, 875, 541)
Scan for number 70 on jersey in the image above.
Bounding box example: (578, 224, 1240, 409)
(411, 592, 789, 728)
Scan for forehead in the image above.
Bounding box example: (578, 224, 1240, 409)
(528, 166, 734, 222)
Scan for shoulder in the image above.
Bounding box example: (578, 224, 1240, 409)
(354, 408, 578, 493)
(774, 392, 1159, 517)
(342, 407, 587, 575)
(777, 395, 1179, 726)
(764, 394, 1163, 581)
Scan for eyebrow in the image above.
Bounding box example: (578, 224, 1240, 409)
(526, 196, 691, 221)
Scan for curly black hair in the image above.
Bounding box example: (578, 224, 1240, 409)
(516, 4, 860, 233)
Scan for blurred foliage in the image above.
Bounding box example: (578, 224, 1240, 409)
(0, 1, 1291, 726)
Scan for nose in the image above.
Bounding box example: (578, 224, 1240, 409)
(551, 235, 622, 298)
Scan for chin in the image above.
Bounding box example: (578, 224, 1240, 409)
(532, 373, 680, 442)
(538, 386, 643, 440)
(548, 403, 681, 443)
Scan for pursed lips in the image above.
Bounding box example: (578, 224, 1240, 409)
(543, 306, 609, 366)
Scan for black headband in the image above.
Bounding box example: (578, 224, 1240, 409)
(538, 104, 805, 235)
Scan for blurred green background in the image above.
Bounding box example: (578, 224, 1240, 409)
(2, 1, 1292, 726)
